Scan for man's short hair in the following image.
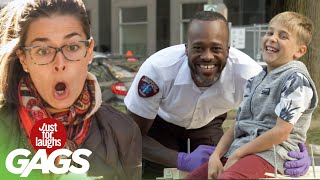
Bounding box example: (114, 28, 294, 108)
(189, 11, 228, 28)
(188, 11, 229, 38)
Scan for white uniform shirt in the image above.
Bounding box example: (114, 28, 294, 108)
(124, 44, 262, 129)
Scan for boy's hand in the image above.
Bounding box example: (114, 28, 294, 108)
(284, 143, 310, 177)
(208, 154, 223, 179)
(223, 152, 241, 170)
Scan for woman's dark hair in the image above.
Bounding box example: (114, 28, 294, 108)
(0, 0, 91, 106)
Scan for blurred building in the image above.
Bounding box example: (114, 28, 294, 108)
(81, 1, 275, 59)
(0, 0, 273, 60)
(0, 0, 273, 59)
(0, 0, 279, 60)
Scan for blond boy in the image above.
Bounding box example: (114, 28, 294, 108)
(186, 11, 318, 179)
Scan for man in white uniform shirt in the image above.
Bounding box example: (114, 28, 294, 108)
(124, 11, 310, 178)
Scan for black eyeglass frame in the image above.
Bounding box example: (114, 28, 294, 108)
(21, 38, 93, 65)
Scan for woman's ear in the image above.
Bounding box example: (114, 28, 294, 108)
(293, 45, 307, 59)
(88, 38, 95, 64)
(16, 49, 29, 72)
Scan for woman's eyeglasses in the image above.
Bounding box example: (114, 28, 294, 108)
(21, 38, 92, 65)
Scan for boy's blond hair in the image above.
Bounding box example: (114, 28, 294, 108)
(269, 11, 313, 46)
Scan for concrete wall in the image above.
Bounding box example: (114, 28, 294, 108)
(98, 0, 111, 52)
(83, 0, 100, 49)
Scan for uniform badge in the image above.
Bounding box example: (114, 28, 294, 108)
(261, 88, 270, 95)
(138, 75, 159, 97)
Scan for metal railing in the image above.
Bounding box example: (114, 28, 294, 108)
(230, 24, 268, 65)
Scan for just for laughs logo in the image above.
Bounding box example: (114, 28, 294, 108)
(5, 118, 92, 177)
(36, 122, 61, 148)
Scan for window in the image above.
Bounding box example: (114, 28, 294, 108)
(181, 3, 205, 43)
(120, 7, 147, 57)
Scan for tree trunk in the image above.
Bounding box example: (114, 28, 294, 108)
(280, 0, 320, 120)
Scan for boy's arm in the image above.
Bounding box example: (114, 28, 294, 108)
(208, 122, 235, 178)
(211, 121, 235, 159)
(224, 117, 293, 169)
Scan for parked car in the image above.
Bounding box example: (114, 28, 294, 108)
(89, 51, 142, 106)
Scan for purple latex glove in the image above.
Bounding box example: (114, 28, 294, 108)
(176, 145, 216, 172)
(284, 143, 310, 177)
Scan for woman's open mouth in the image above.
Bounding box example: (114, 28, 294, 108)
(53, 82, 69, 100)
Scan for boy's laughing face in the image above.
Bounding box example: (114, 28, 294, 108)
(262, 21, 307, 72)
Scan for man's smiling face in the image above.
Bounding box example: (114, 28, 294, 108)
(186, 19, 229, 87)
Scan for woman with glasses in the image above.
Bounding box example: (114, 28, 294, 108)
(0, 0, 141, 179)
